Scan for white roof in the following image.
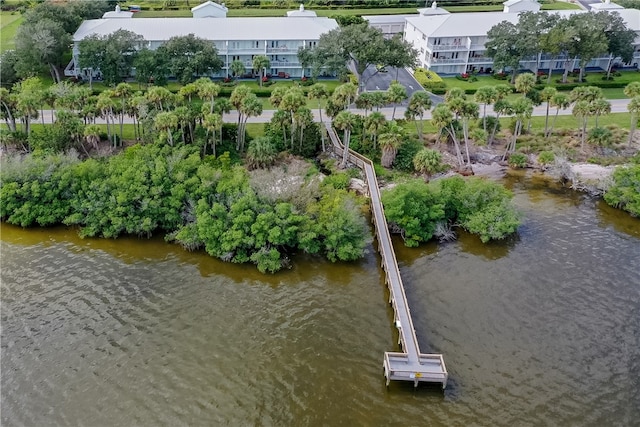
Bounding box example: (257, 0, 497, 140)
(73, 17, 338, 42)
(287, 4, 317, 17)
(191, 1, 228, 13)
(590, 1, 624, 10)
(102, 11, 134, 18)
(503, 0, 537, 6)
(364, 14, 414, 24)
(406, 8, 640, 38)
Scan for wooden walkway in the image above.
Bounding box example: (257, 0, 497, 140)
(325, 124, 448, 389)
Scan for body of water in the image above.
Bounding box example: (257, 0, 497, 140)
(2, 173, 639, 426)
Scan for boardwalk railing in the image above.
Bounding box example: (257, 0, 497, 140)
(325, 123, 448, 389)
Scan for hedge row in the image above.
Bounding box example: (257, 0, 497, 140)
(414, 68, 447, 91)
(430, 80, 630, 96)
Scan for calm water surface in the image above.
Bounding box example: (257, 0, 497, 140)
(2, 173, 639, 426)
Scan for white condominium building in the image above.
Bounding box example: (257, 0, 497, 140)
(68, 1, 338, 79)
(367, 0, 640, 75)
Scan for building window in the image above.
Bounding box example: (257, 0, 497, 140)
(422, 34, 426, 41)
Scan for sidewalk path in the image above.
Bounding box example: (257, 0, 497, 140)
(32, 98, 632, 125)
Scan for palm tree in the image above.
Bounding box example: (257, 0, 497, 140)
(540, 86, 558, 137)
(173, 106, 190, 144)
(246, 136, 278, 169)
(364, 111, 386, 152)
(371, 91, 387, 112)
(379, 120, 404, 168)
(449, 98, 479, 164)
(280, 87, 305, 150)
(308, 83, 328, 151)
(146, 86, 174, 111)
(413, 148, 443, 180)
(230, 85, 251, 130)
(404, 91, 432, 139)
(83, 124, 102, 152)
(332, 83, 357, 110)
(114, 82, 132, 144)
(293, 106, 314, 153)
(239, 93, 262, 152)
(489, 98, 513, 146)
(0, 88, 17, 132)
(252, 55, 270, 87)
(592, 98, 611, 129)
(179, 82, 199, 104)
(548, 93, 570, 137)
(386, 82, 407, 120)
(503, 97, 533, 160)
(230, 60, 245, 80)
(333, 110, 358, 168)
(627, 96, 640, 147)
(203, 112, 223, 156)
(197, 79, 220, 114)
(572, 100, 591, 151)
(515, 73, 536, 98)
(624, 82, 640, 99)
(444, 87, 466, 104)
(96, 90, 116, 145)
(474, 86, 497, 133)
(355, 91, 376, 117)
(269, 86, 288, 110)
(154, 111, 178, 146)
(271, 109, 290, 149)
(432, 104, 464, 167)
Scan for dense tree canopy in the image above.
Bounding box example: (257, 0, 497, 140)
(382, 177, 521, 246)
(157, 34, 224, 85)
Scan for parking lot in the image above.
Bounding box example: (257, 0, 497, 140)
(361, 65, 443, 105)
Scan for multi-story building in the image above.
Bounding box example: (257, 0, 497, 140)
(367, 0, 640, 76)
(67, 1, 338, 80)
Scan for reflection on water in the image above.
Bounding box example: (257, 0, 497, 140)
(2, 176, 639, 426)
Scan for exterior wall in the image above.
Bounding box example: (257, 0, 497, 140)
(404, 21, 640, 76)
(71, 36, 320, 79)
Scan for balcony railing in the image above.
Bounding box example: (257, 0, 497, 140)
(427, 43, 470, 52)
(270, 61, 300, 67)
(266, 46, 301, 53)
(430, 57, 466, 64)
(468, 57, 492, 63)
(228, 47, 265, 53)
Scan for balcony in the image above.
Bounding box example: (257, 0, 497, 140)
(427, 43, 470, 52)
(228, 47, 265, 54)
(266, 46, 301, 53)
(430, 57, 466, 64)
(468, 57, 492, 63)
(270, 61, 300, 67)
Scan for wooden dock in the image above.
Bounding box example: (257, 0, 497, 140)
(325, 123, 448, 389)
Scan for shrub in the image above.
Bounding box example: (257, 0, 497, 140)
(393, 139, 423, 172)
(383, 176, 520, 245)
(587, 127, 614, 148)
(538, 151, 555, 166)
(414, 68, 446, 91)
(246, 136, 278, 169)
(508, 153, 528, 169)
(413, 148, 443, 177)
(604, 163, 640, 217)
(322, 171, 351, 190)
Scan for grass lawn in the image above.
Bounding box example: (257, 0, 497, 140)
(0, 11, 23, 52)
(132, 1, 578, 18)
(440, 71, 640, 99)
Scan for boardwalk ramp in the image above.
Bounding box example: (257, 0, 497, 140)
(325, 123, 448, 389)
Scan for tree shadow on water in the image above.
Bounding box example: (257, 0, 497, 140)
(456, 229, 520, 261)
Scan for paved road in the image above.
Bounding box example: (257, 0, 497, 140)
(33, 98, 632, 125)
(361, 65, 444, 106)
